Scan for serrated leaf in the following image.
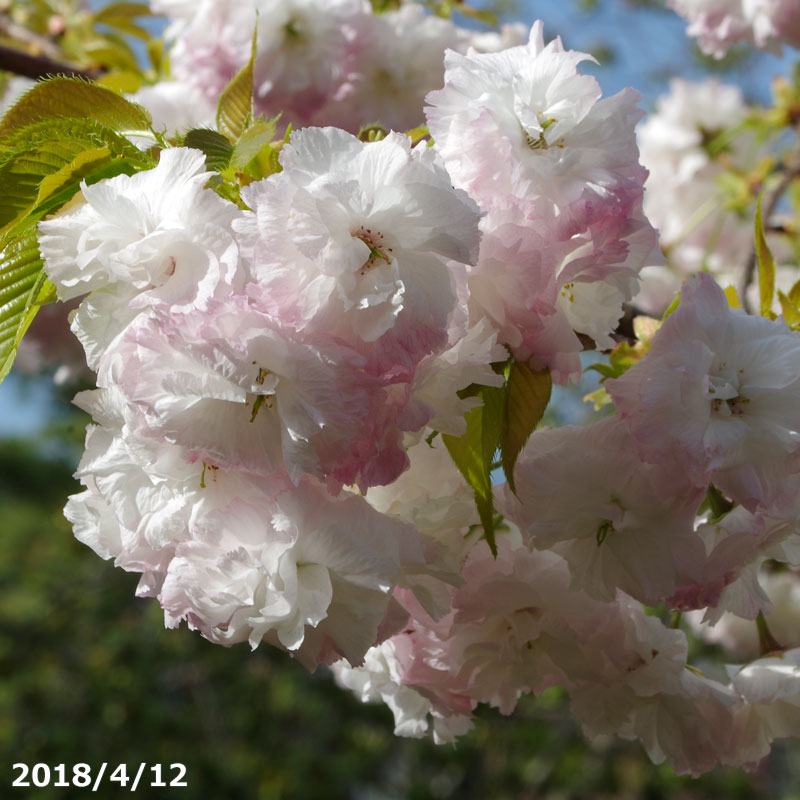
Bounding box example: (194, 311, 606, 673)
(502, 361, 551, 496)
(0, 117, 142, 159)
(755, 192, 776, 319)
(217, 30, 256, 142)
(0, 139, 89, 228)
(0, 227, 45, 384)
(0, 77, 154, 140)
(183, 129, 233, 171)
(230, 119, 277, 170)
(36, 147, 111, 204)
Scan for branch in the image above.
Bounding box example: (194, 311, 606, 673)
(739, 158, 800, 312)
(0, 43, 99, 81)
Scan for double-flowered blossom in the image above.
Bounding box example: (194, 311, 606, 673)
(37, 147, 242, 368)
(608, 273, 800, 515)
(426, 21, 658, 383)
(502, 417, 706, 605)
(236, 127, 480, 374)
(668, 0, 800, 58)
(426, 21, 649, 214)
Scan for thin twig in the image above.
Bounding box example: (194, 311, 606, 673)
(740, 157, 800, 312)
(0, 12, 63, 60)
(0, 43, 99, 81)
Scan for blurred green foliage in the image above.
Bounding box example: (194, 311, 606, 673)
(0, 430, 796, 800)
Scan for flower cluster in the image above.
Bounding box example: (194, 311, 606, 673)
(147, 0, 526, 134)
(26, 6, 800, 778)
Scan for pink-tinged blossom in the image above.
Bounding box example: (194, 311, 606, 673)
(470, 196, 654, 383)
(236, 127, 480, 375)
(668, 0, 800, 58)
(668, 506, 800, 621)
(154, 0, 370, 127)
(102, 300, 377, 486)
(608, 273, 800, 515)
(318, 4, 471, 133)
(425, 21, 649, 214)
(159, 480, 426, 669)
(502, 417, 705, 605)
(687, 567, 800, 659)
(334, 536, 580, 739)
(66, 386, 292, 598)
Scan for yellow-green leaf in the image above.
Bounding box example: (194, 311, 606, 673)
(778, 290, 800, 326)
(0, 77, 154, 141)
(788, 278, 800, 307)
(502, 361, 551, 496)
(443, 384, 505, 556)
(217, 31, 256, 142)
(0, 228, 46, 385)
(755, 192, 776, 318)
(230, 118, 278, 171)
(36, 147, 111, 205)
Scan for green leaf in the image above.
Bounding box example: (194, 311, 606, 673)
(0, 77, 154, 141)
(0, 139, 89, 228)
(230, 118, 277, 171)
(183, 129, 233, 171)
(502, 361, 551, 496)
(35, 147, 112, 205)
(217, 30, 256, 142)
(755, 193, 777, 319)
(442, 385, 505, 556)
(0, 227, 45, 384)
(0, 117, 143, 159)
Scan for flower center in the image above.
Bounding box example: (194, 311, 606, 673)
(352, 225, 393, 276)
(524, 115, 564, 151)
(705, 366, 748, 417)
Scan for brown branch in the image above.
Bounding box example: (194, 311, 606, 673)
(739, 158, 800, 313)
(0, 43, 100, 81)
